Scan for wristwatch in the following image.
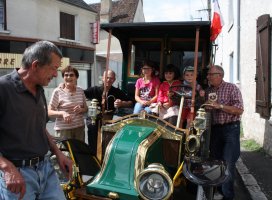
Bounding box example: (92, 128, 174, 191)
(219, 104, 224, 109)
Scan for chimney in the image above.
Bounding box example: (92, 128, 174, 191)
(100, 0, 112, 23)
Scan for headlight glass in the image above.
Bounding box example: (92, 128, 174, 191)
(137, 164, 173, 200)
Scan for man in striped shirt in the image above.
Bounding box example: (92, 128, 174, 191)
(205, 65, 244, 200)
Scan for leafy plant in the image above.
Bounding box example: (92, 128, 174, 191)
(241, 139, 262, 151)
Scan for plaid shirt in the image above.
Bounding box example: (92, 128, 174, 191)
(206, 81, 244, 125)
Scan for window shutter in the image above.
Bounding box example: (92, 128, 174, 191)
(256, 14, 271, 119)
(60, 12, 75, 40)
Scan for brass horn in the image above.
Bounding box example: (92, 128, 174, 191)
(185, 134, 200, 155)
(185, 107, 207, 156)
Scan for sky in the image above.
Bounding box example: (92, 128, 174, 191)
(83, 0, 210, 22)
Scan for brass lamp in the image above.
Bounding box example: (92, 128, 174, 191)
(88, 99, 100, 125)
(193, 108, 207, 132)
(185, 108, 207, 156)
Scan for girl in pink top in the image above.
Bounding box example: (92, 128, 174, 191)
(133, 60, 160, 114)
(157, 64, 181, 125)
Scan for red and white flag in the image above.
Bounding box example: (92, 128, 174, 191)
(210, 0, 224, 41)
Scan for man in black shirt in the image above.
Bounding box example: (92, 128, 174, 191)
(0, 41, 73, 200)
(84, 70, 133, 156)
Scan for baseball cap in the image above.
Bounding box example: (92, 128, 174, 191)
(183, 66, 194, 74)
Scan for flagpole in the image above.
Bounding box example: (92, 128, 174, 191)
(207, 0, 211, 21)
(208, 0, 213, 66)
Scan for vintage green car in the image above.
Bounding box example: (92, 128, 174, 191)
(53, 107, 229, 200)
(86, 107, 230, 200)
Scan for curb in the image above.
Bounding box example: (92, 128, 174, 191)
(236, 157, 267, 200)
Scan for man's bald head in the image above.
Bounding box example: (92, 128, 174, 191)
(103, 69, 116, 88)
(103, 70, 116, 79)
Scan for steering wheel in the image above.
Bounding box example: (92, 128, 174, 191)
(169, 84, 192, 105)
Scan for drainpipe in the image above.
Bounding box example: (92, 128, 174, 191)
(236, 0, 241, 84)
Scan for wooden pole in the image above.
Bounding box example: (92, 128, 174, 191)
(98, 29, 112, 162)
(101, 29, 112, 115)
(189, 27, 200, 127)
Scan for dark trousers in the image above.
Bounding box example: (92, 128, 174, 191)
(210, 122, 240, 200)
(87, 119, 100, 156)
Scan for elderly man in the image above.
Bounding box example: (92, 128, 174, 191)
(84, 69, 133, 156)
(0, 41, 73, 200)
(205, 65, 244, 200)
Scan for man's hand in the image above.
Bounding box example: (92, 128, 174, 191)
(114, 99, 122, 108)
(55, 151, 74, 180)
(45, 130, 74, 179)
(210, 102, 221, 109)
(1, 159, 26, 199)
(205, 101, 220, 110)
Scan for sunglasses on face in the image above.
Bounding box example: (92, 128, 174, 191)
(142, 67, 152, 70)
(64, 73, 75, 77)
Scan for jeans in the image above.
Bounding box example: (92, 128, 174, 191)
(133, 102, 152, 114)
(210, 122, 240, 200)
(0, 155, 65, 200)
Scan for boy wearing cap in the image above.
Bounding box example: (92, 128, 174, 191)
(180, 66, 205, 128)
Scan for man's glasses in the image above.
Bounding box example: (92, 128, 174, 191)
(64, 73, 75, 77)
(207, 73, 221, 76)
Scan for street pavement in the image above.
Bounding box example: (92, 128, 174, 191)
(236, 148, 272, 200)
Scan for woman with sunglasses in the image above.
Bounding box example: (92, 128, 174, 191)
(48, 65, 88, 142)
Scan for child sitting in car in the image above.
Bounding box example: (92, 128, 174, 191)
(180, 66, 205, 128)
(156, 64, 181, 126)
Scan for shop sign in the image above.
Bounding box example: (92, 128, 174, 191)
(91, 21, 100, 44)
(0, 53, 70, 69)
(0, 53, 22, 68)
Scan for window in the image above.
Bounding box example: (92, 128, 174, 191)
(128, 39, 205, 79)
(60, 12, 75, 40)
(168, 40, 203, 76)
(256, 14, 271, 119)
(129, 39, 162, 77)
(0, 0, 6, 31)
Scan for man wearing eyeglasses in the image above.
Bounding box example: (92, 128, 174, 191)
(84, 70, 133, 156)
(205, 65, 244, 200)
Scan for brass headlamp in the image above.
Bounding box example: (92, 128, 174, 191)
(88, 99, 100, 125)
(193, 108, 207, 132)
